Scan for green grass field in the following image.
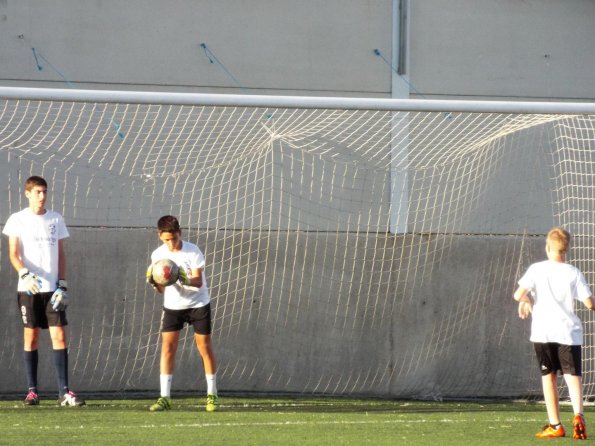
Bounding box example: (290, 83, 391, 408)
(0, 396, 591, 445)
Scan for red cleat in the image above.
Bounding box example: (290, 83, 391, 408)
(573, 414, 587, 440)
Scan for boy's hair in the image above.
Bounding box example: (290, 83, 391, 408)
(547, 227, 570, 254)
(25, 176, 47, 191)
(157, 215, 181, 234)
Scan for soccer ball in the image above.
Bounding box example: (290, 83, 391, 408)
(151, 258, 179, 286)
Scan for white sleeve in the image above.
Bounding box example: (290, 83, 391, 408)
(517, 265, 535, 291)
(575, 270, 592, 301)
(192, 248, 205, 269)
(2, 214, 19, 237)
(57, 214, 69, 239)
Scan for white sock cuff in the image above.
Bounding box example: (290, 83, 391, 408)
(160, 374, 173, 397)
(205, 373, 217, 395)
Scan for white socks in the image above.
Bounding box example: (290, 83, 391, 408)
(160, 373, 216, 397)
(206, 373, 217, 396)
(160, 374, 173, 398)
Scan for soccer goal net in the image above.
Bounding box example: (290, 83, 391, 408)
(1, 87, 595, 400)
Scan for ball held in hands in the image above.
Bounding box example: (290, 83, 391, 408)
(150, 259, 180, 287)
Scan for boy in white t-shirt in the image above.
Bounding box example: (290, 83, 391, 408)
(2, 176, 84, 406)
(146, 215, 218, 412)
(514, 227, 594, 440)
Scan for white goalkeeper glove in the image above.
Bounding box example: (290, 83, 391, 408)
(50, 280, 69, 311)
(19, 268, 41, 295)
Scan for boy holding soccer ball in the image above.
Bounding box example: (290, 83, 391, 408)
(514, 227, 594, 439)
(2, 176, 85, 406)
(146, 215, 218, 412)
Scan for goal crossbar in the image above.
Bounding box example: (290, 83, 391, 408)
(1, 86, 595, 114)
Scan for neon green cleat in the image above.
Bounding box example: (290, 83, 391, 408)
(205, 394, 219, 412)
(149, 396, 171, 412)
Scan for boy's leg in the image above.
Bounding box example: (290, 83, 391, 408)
(195, 333, 218, 412)
(160, 330, 180, 375)
(48, 321, 84, 406)
(23, 327, 40, 390)
(195, 334, 217, 375)
(150, 331, 179, 412)
(21, 289, 43, 404)
(23, 350, 39, 390)
(564, 374, 583, 415)
(160, 330, 180, 396)
(160, 330, 180, 398)
(542, 373, 561, 425)
(49, 326, 68, 396)
(564, 374, 587, 439)
(23, 327, 40, 351)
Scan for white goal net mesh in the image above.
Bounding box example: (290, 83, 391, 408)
(1, 88, 594, 400)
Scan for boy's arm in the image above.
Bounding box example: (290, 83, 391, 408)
(7, 236, 25, 272)
(58, 239, 66, 280)
(513, 287, 532, 303)
(513, 287, 533, 320)
(186, 267, 203, 288)
(167, 264, 202, 288)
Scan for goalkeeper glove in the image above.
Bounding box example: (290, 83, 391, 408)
(178, 268, 191, 286)
(50, 280, 69, 311)
(146, 264, 157, 289)
(19, 268, 41, 295)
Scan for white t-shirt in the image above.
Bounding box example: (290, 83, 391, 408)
(2, 208, 69, 292)
(518, 259, 592, 345)
(151, 241, 210, 310)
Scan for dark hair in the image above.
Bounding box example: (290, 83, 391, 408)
(157, 215, 181, 234)
(25, 176, 47, 191)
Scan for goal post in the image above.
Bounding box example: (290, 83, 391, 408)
(1, 86, 595, 399)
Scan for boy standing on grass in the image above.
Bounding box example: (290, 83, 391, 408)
(2, 176, 85, 406)
(514, 227, 593, 439)
(146, 215, 218, 412)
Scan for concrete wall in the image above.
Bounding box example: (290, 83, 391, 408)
(0, 0, 392, 96)
(0, 226, 541, 398)
(409, 0, 595, 100)
(0, 1, 593, 398)
(1, 1, 593, 100)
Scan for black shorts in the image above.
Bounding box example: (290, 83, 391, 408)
(161, 304, 212, 335)
(18, 292, 68, 329)
(534, 342, 581, 376)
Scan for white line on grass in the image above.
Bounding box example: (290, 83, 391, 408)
(8, 417, 544, 431)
